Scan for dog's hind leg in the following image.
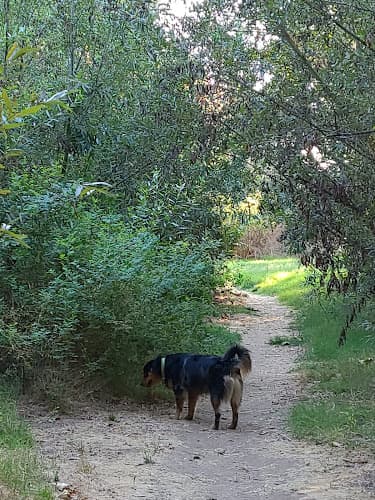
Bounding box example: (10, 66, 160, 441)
(228, 377, 243, 430)
(185, 391, 199, 420)
(210, 395, 222, 430)
(173, 386, 185, 420)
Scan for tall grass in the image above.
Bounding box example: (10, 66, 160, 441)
(229, 257, 375, 452)
(0, 385, 53, 499)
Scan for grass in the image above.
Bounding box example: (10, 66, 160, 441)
(227, 257, 305, 307)
(0, 384, 53, 499)
(229, 257, 375, 452)
(291, 402, 375, 450)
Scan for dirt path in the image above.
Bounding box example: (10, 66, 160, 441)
(26, 292, 374, 499)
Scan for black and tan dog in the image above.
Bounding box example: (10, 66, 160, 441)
(142, 345, 251, 430)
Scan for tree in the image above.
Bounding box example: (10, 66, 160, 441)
(0, 0, 250, 246)
(182, 0, 375, 341)
(0, 1, 245, 388)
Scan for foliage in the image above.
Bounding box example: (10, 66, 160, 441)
(0, 1, 246, 399)
(0, 0, 250, 249)
(1, 0, 373, 404)
(183, 0, 375, 342)
(230, 257, 375, 451)
(0, 176, 238, 393)
(0, 41, 67, 245)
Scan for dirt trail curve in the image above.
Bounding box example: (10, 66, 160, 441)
(26, 292, 374, 499)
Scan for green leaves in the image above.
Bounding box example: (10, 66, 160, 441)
(1, 89, 13, 112)
(0, 227, 29, 247)
(1, 93, 69, 129)
(6, 42, 37, 63)
(13, 104, 47, 118)
(75, 182, 112, 199)
(0, 42, 70, 248)
(177, 0, 375, 343)
(1, 122, 24, 130)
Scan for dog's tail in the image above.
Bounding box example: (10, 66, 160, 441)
(222, 344, 252, 378)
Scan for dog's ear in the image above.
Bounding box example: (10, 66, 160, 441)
(143, 357, 158, 375)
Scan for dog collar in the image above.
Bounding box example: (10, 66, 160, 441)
(161, 357, 166, 384)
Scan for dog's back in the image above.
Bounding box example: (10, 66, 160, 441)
(180, 354, 221, 393)
(168, 345, 251, 389)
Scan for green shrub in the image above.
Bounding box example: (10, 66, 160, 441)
(39, 225, 235, 391)
(0, 182, 238, 395)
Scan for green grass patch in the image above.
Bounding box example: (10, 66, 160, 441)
(291, 401, 375, 450)
(0, 385, 53, 499)
(227, 257, 305, 308)
(229, 257, 375, 452)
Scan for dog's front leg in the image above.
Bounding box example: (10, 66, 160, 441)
(173, 386, 185, 419)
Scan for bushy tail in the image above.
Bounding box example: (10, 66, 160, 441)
(222, 345, 252, 378)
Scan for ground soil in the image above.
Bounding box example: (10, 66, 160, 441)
(24, 292, 374, 499)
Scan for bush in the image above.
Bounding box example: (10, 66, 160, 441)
(40, 223, 233, 390)
(0, 182, 238, 395)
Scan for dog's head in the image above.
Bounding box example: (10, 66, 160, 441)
(142, 358, 162, 387)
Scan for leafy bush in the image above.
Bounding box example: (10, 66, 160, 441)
(40, 223, 232, 389)
(0, 181, 238, 395)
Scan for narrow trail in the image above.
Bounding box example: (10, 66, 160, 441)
(26, 292, 374, 499)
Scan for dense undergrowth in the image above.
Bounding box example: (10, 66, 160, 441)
(0, 174, 239, 400)
(229, 257, 375, 452)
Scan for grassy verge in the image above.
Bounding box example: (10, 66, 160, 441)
(229, 257, 375, 452)
(0, 384, 53, 499)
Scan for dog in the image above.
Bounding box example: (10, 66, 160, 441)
(142, 345, 251, 430)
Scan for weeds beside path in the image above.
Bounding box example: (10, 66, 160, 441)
(0, 386, 53, 499)
(25, 290, 374, 499)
